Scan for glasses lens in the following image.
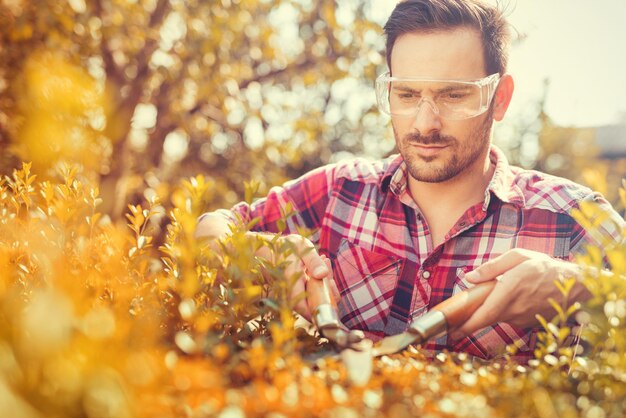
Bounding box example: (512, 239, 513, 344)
(435, 82, 484, 119)
(376, 75, 498, 120)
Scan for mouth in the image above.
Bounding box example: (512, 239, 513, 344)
(409, 143, 449, 157)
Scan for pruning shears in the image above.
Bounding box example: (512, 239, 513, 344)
(307, 274, 366, 349)
(306, 275, 374, 385)
(371, 280, 496, 356)
(307, 274, 497, 384)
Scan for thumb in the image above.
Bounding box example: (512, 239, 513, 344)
(322, 256, 340, 301)
(311, 255, 340, 303)
(304, 251, 329, 280)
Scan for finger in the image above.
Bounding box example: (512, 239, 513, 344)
(294, 299, 310, 321)
(291, 275, 311, 320)
(449, 282, 509, 340)
(284, 252, 310, 318)
(464, 249, 532, 283)
(318, 255, 340, 301)
(301, 246, 328, 279)
(324, 257, 341, 301)
(285, 235, 328, 279)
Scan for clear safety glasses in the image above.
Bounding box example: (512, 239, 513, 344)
(375, 72, 501, 120)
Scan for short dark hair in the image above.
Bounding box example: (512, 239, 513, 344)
(384, 0, 511, 75)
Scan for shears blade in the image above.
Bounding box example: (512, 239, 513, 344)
(371, 331, 423, 357)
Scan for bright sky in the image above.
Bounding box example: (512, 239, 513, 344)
(373, 0, 626, 128)
(506, 0, 626, 127)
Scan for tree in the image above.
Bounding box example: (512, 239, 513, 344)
(0, 0, 393, 217)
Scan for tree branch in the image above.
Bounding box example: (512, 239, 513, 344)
(104, 0, 172, 174)
(92, 0, 122, 85)
(239, 58, 317, 90)
(239, 0, 324, 91)
(119, 0, 170, 111)
(146, 82, 176, 168)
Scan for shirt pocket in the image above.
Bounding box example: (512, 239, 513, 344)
(449, 264, 533, 359)
(332, 239, 402, 333)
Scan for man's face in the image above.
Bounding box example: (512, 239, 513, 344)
(390, 27, 495, 183)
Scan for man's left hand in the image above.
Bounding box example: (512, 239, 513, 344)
(450, 248, 590, 341)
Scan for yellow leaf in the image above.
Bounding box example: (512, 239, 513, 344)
(244, 285, 263, 300)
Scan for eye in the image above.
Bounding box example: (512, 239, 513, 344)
(394, 91, 419, 101)
(442, 91, 468, 101)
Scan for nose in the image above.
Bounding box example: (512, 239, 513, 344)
(410, 98, 442, 136)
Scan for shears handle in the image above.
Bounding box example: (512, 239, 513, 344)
(406, 280, 497, 342)
(307, 275, 341, 329)
(433, 280, 497, 328)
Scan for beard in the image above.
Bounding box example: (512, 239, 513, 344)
(393, 111, 494, 183)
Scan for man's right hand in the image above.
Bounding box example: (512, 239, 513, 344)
(266, 234, 339, 320)
(195, 213, 339, 320)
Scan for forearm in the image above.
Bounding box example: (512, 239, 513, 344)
(194, 212, 237, 240)
(195, 211, 274, 258)
(194, 210, 329, 319)
(457, 249, 615, 334)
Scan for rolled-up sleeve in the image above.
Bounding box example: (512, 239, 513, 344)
(569, 192, 625, 264)
(217, 164, 338, 242)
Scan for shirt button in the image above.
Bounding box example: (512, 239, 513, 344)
(459, 221, 467, 227)
(422, 270, 431, 279)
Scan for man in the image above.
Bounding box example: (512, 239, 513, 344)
(196, 0, 624, 360)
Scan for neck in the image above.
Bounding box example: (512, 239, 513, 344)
(408, 149, 494, 212)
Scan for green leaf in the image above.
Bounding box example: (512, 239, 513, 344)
(548, 298, 566, 323)
(536, 314, 549, 331)
(260, 298, 280, 311)
(557, 327, 571, 344)
(244, 179, 261, 204)
(277, 218, 286, 233)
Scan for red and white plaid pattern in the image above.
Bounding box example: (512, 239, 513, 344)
(216, 145, 624, 361)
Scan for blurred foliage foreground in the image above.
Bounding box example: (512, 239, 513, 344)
(0, 163, 625, 418)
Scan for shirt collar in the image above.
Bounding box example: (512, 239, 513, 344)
(484, 145, 526, 209)
(379, 154, 406, 195)
(379, 145, 526, 210)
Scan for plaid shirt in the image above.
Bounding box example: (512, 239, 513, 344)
(219, 145, 624, 361)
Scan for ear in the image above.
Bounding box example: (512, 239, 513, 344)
(492, 74, 514, 122)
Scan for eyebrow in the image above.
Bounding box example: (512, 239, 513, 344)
(392, 84, 472, 95)
(392, 85, 420, 94)
(436, 85, 472, 94)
